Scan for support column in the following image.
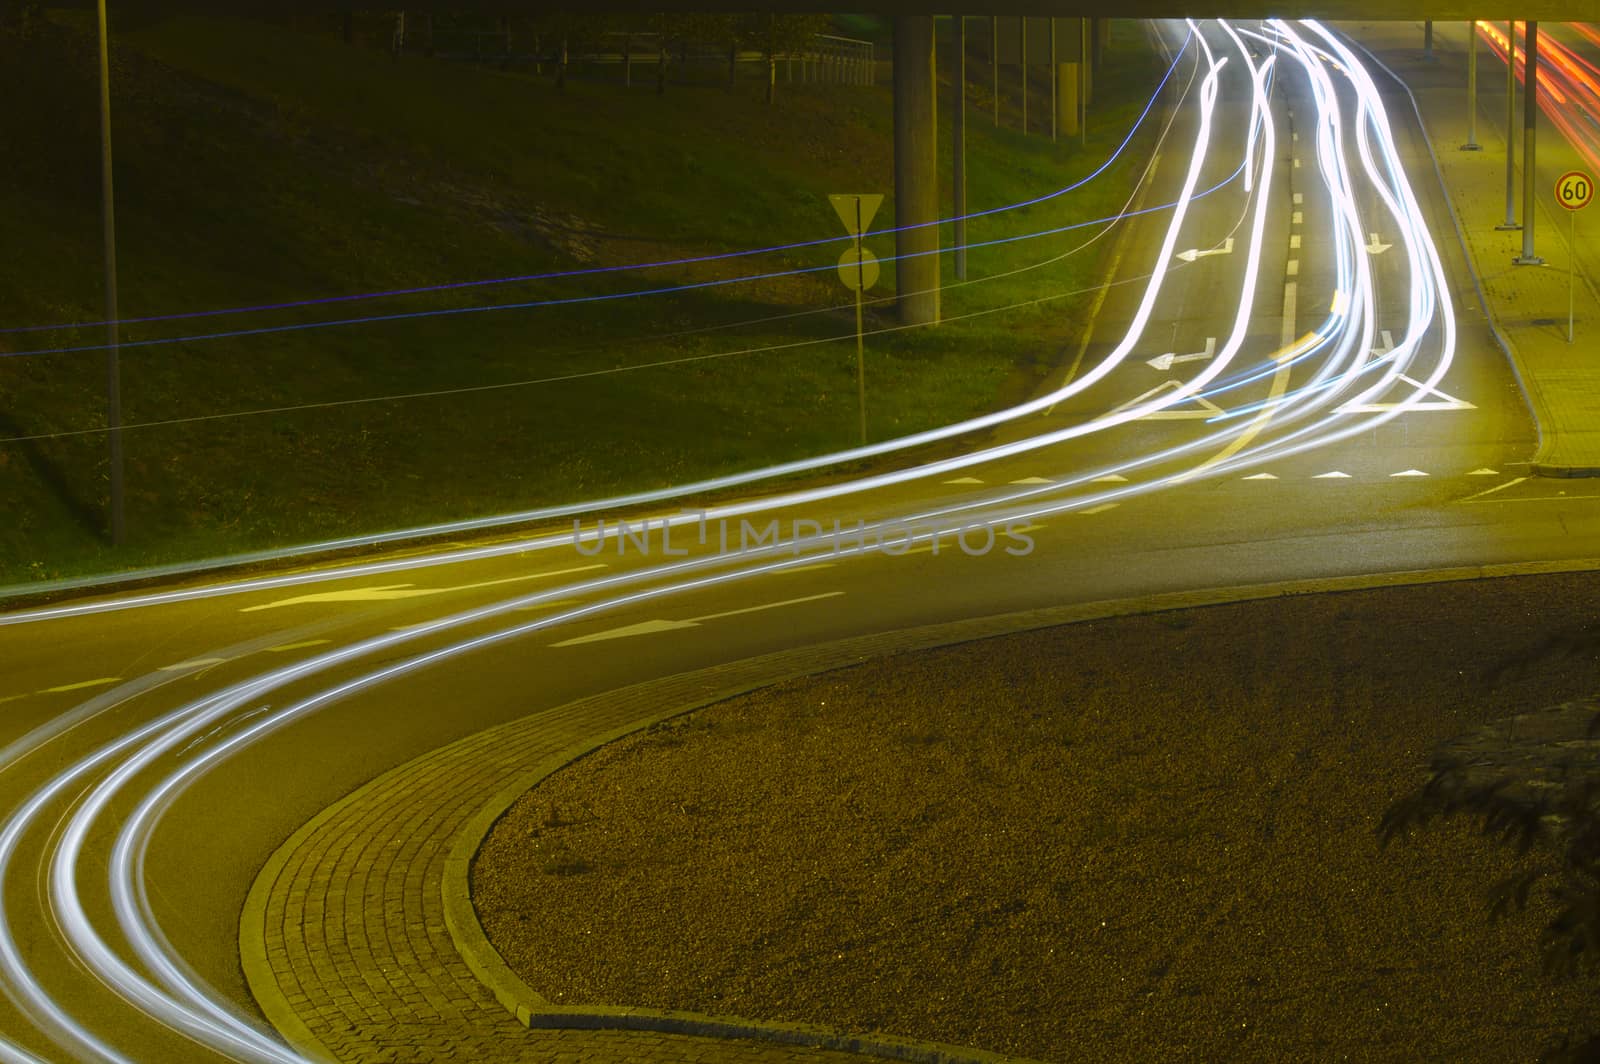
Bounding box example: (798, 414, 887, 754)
(1498, 19, 1520, 229)
(1516, 21, 1543, 264)
(1424, 20, 1434, 61)
(1463, 21, 1482, 149)
(894, 15, 940, 325)
(1058, 62, 1080, 136)
(1049, 18, 1057, 142)
(992, 15, 999, 127)
(954, 15, 967, 282)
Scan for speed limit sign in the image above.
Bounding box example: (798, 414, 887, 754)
(1556, 170, 1593, 210)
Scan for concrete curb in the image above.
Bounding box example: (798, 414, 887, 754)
(432, 557, 1600, 1064)
(1345, 29, 1600, 480)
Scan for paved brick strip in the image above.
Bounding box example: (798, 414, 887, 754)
(241, 565, 1600, 1063)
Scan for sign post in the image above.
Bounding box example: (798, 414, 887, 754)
(829, 194, 883, 445)
(1556, 170, 1592, 344)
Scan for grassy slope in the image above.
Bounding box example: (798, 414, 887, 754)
(0, 16, 1169, 582)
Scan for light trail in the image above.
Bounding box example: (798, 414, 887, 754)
(0, 20, 1466, 1063)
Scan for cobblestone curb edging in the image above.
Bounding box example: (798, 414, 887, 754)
(441, 718, 1050, 1064)
(244, 558, 1600, 1063)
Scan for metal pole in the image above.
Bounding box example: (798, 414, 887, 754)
(955, 15, 967, 281)
(992, 15, 999, 127)
(1020, 17, 1027, 136)
(855, 201, 867, 445)
(1424, 20, 1434, 61)
(1570, 208, 1577, 343)
(1516, 22, 1543, 264)
(1463, 21, 1481, 149)
(1050, 17, 1057, 142)
(1498, 20, 1520, 229)
(97, 0, 125, 547)
(1079, 17, 1089, 148)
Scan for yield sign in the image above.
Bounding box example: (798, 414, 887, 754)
(829, 194, 884, 236)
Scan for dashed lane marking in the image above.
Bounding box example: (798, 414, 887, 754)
(1469, 467, 1500, 475)
(1460, 476, 1529, 501)
(1243, 473, 1279, 480)
(1010, 476, 1054, 485)
(1390, 469, 1429, 477)
(1081, 503, 1121, 514)
(43, 677, 120, 694)
(157, 658, 227, 672)
(1313, 471, 1353, 478)
(265, 639, 332, 653)
(943, 476, 984, 485)
(550, 591, 846, 648)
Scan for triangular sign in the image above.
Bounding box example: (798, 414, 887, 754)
(1335, 373, 1475, 413)
(829, 194, 884, 237)
(1111, 379, 1228, 420)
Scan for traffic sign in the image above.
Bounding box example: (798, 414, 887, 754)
(828, 193, 883, 236)
(1556, 170, 1593, 211)
(837, 246, 879, 291)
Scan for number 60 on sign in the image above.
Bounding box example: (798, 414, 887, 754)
(1557, 170, 1593, 210)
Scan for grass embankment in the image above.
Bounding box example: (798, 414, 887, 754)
(0, 16, 1170, 583)
(474, 572, 1600, 1062)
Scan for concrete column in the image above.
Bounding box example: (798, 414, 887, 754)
(954, 15, 967, 282)
(894, 15, 940, 325)
(1516, 21, 1543, 264)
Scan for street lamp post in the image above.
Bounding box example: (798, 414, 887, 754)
(1463, 21, 1482, 150)
(1515, 21, 1544, 264)
(1497, 19, 1521, 230)
(97, 0, 125, 546)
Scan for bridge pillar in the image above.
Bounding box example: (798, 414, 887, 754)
(1057, 62, 1081, 136)
(894, 15, 940, 325)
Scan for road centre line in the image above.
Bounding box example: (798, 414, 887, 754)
(157, 658, 228, 672)
(241, 563, 607, 612)
(1287, 260, 1299, 277)
(1290, 234, 1301, 249)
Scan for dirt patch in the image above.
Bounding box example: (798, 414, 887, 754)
(473, 572, 1600, 1061)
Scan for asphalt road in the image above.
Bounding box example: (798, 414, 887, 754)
(2, 18, 1599, 1064)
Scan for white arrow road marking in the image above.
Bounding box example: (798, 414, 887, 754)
(1391, 469, 1429, 477)
(1469, 468, 1500, 475)
(1243, 473, 1279, 480)
(1313, 471, 1353, 478)
(1175, 237, 1235, 263)
(1111, 380, 1228, 420)
(552, 591, 846, 647)
(1366, 232, 1392, 254)
(1146, 337, 1217, 371)
(241, 563, 607, 612)
(943, 476, 984, 485)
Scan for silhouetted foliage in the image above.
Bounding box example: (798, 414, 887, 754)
(1382, 668, 1600, 1059)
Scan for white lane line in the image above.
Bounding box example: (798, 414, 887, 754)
(1390, 469, 1429, 477)
(1081, 503, 1120, 514)
(1313, 471, 1353, 478)
(42, 677, 120, 694)
(1243, 473, 1278, 480)
(551, 591, 846, 647)
(781, 562, 837, 574)
(1293, 192, 1304, 205)
(157, 658, 228, 672)
(1289, 234, 1301, 249)
(1468, 467, 1500, 475)
(516, 597, 584, 613)
(1010, 476, 1054, 485)
(1286, 260, 1300, 277)
(1282, 281, 1298, 347)
(944, 476, 984, 485)
(1292, 210, 1304, 225)
(0, 693, 26, 707)
(1460, 476, 1529, 501)
(1461, 493, 1600, 504)
(1092, 473, 1129, 483)
(265, 639, 332, 653)
(1294, 157, 1301, 168)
